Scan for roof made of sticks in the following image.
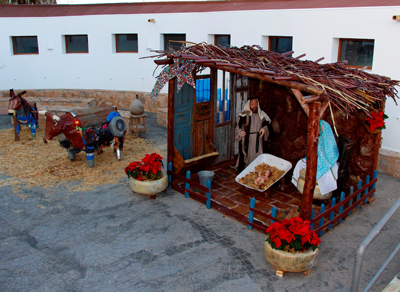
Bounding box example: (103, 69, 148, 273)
(152, 42, 399, 116)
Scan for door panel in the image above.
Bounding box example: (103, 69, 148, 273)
(174, 82, 193, 160)
(193, 74, 213, 158)
(194, 119, 211, 156)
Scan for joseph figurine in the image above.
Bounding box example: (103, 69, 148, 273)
(235, 97, 271, 173)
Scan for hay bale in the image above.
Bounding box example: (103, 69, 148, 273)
(0, 127, 166, 192)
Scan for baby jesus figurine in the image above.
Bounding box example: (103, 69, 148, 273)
(254, 169, 271, 185)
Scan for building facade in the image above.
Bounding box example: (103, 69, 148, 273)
(1, 1, 400, 155)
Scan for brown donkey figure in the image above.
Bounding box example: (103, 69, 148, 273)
(8, 89, 39, 141)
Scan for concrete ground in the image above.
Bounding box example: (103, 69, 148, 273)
(0, 112, 400, 292)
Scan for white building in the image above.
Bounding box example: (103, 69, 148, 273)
(1, 1, 400, 157)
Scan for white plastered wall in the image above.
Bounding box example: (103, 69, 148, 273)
(0, 6, 400, 151)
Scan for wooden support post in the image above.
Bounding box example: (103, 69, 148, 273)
(300, 102, 321, 221)
(373, 101, 385, 171)
(167, 78, 175, 167)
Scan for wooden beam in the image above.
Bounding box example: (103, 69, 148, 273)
(320, 100, 329, 118)
(304, 95, 322, 103)
(291, 89, 310, 117)
(300, 102, 321, 221)
(167, 78, 175, 167)
(246, 68, 276, 75)
(295, 53, 306, 59)
(154, 58, 174, 65)
(206, 64, 325, 96)
(281, 50, 294, 56)
(154, 58, 325, 96)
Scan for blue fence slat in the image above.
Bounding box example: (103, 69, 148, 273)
(348, 186, 354, 216)
(371, 170, 377, 197)
(356, 180, 362, 209)
(310, 209, 315, 230)
(364, 175, 370, 204)
(271, 206, 277, 224)
(168, 162, 172, 189)
(329, 198, 336, 230)
(318, 204, 325, 237)
(185, 171, 191, 198)
(338, 192, 345, 223)
(248, 197, 256, 230)
(206, 180, 211, 209)
(217, 89, 222, 111)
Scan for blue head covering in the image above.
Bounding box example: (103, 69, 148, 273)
(304, 120, 339, 179)
(315, 120, 339, 179)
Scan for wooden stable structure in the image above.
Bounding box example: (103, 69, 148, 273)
(151, 43, 399, 224)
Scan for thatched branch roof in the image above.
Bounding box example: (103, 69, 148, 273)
(152, 42, 399, 115)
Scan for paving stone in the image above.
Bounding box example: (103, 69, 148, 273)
(1, 112, 400, 291)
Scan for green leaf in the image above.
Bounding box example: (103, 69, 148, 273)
(294, 241, 302, 251)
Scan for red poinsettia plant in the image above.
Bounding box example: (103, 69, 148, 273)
(124, 153, 164, 181)
(266, 217, 321, 253)
(365, 111, 388, 132)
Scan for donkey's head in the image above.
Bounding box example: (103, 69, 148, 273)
(8, 89, 26, 116)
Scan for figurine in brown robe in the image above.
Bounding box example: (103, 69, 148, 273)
(235, 97, 271, 173)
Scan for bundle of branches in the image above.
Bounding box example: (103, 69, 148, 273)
(153, 42, 399, 115)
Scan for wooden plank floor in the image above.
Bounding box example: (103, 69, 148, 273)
(185, 162, 325, 229)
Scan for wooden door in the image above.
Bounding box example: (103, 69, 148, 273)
(193, 74, 214, 157)
(174, 82, 193, 160)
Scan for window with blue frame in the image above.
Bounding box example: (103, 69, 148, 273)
(216, 88, 230, 123)
(196, 78, 211, 103)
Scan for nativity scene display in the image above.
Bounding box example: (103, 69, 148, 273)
(148, 41, 399, 231)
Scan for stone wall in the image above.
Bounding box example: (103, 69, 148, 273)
(377, 149, 400, 179)
(0, 89, 168, 114)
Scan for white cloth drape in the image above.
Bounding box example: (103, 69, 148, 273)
(291, 159, 339, 196)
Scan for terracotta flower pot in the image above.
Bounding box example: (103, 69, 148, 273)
(129, 171, 168, 199)
(264, 238, 319, 277)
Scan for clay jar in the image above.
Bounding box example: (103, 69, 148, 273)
(130, 95, 144, 115)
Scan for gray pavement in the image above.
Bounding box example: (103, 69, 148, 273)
(1, 113, 400, 292)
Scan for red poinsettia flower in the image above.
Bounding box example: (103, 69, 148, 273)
(125, 153, 164, 181)
(266, 216, 320, 252)
(366, 111, 388, 132)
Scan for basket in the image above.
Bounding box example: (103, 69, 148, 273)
(235, 154, 292, 192)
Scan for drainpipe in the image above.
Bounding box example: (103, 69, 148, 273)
(393, 15, 400, 21)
